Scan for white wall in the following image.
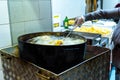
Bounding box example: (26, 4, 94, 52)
(0, 0, 11, 48)
(51, 0, 86, 26)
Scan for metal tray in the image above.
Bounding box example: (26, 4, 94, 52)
(73, 31, 101, 45)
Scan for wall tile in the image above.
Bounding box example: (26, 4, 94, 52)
(24, 19, 52, 34)
(24, 20, 41, 34)
(23, 0, 40, 21)
(8, 0, 25, 23)
(10, 23, 25, 45)
(0, 24, 11, 48)
(39, 0, 52, 19)
(8, 0, 53, 45)
(8, 0, 41, 24)
(0, 0, 9, 24)
(39, 19, 53, 31)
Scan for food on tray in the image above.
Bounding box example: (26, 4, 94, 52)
(68, 19, 75, 25)
(27, 35, 84, 46)
(74, 26, 111, 36)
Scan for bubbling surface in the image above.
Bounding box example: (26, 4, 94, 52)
(27, 35, 85, 46)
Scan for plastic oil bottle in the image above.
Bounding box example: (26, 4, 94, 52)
(63, 16, 69, 29)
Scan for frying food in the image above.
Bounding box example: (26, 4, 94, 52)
(27, 35, 84, 46)
(54, 40, 64, 45)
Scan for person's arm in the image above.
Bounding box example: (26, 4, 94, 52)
(74, 8, 120, 26)
(84, 8, 120, 21)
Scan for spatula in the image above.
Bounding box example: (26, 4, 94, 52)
(63, 25, 78, 40)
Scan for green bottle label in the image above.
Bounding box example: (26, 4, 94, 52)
(64, 16, 69, 29)
(65, 22, 68, 26)
(64, 22, 68, 29)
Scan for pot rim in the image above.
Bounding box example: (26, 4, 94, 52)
(18, 32, 87, 46)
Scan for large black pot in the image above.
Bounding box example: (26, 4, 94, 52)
(18, 32, 87, 73)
